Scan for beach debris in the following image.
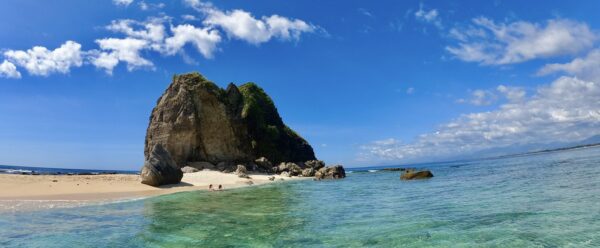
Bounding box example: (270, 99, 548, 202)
(52, 180, 58, 182)
(181, 166, 200, 173)
(400, 169, 434, 180)
(315, 165, 346, 180)
(140, 144, 183, 186)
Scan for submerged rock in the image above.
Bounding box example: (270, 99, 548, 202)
(315, 165, 346, 179)
(400, 170, 434, 180)
(140, 144, 183, 186)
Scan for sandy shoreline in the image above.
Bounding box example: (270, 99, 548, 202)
(0, 171, 305, 212)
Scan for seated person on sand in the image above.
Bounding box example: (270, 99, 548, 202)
(218, 184, 223, 191)
(208, 184, 213, 191)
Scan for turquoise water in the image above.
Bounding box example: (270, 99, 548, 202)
(2, 147, 600, 247)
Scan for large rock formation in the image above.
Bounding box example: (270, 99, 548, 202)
(140, 144, 184, 186)
(141, 72, 324, 185)
(144, 73, 316, 166)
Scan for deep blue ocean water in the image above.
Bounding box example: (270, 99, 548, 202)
(1, 146, 600, 247)
(0, 164, 137, 175)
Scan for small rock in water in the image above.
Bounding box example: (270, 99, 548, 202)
(400, 169, 433, 180)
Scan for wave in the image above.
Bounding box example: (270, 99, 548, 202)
(0, 169, 33, 174)
(368, 170, 378, 173)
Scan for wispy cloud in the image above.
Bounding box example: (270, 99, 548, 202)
(414, 3, 442, 29)
(360, 76, 600, 163)
(446, 18, 597, 65)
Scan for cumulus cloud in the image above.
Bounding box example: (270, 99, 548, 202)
(165, 24, 221, 58)
(186, 0, 315, 45)
(113, 0, 134, 7)
(90, 38, 152, 74)
(3, 41, 83, 76)
(446, 18, 597, 65)
(414, 4, 442, 29)
(1, 0, 318, 77)
(361, 76, 600, 163)
(0, 60, 21, 79)
(538, 49, 600, 82)
(203, 10, 314, 44)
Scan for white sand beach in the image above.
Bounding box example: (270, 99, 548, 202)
(0, 171, 304, 212)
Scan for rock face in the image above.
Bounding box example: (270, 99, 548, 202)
(140, 144, 183, 186)
(315, 165, 346, 179)
(400, 170, 434, 180)
(141, 72, 347, 186)
(144, 72, 316, 168)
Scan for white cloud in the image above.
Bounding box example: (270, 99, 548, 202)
(2, 0, 319, 77)
(165, 24, 221, 58)
(202, 9, 315, 45)
(0, 60, 21, 79)
(90, 38, 152, 74)
(358, 8, 373, 18)
(106, 19, 166, 43)
(3, 41, 83, 76)
(496, 85, 525, 102)
(468, 89, 497, 106)
(447, 18, 597, 65)
(138, 1, 165, 11)
(361, 76, 600, 163)
(181, 14, 198, 21)
(538, 49, 600, 82)
(113, 0, 134, 7)
(415, 4, 442, 29)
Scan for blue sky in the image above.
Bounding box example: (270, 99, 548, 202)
(1, 0, 600, 170)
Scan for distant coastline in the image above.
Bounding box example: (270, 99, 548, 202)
(347, 142, 600, 171)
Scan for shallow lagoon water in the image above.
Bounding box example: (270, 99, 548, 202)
(2, 147, 600, 247)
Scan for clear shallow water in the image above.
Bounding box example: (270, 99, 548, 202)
(2, 147, 600, 247)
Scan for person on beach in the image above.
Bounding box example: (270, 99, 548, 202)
(218, 184, 222, 191)
(208, 184, 213, 191)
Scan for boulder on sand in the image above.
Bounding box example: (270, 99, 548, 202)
(305, 160, 325, 170)
(400, 169, 434, 180)
(141, 144, 183, 186)
(181, 166, 199, 173)
(315, 165, 346, 179)
(302, 167, 316, 177)
(235, 164, 248, 177)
